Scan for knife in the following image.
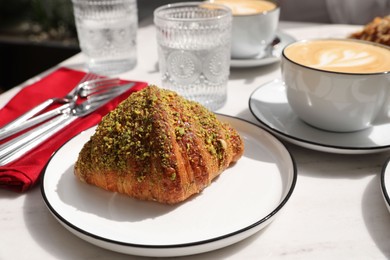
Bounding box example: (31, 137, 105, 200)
(0, 82, 135, 166)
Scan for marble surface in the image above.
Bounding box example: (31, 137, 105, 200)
(2, 19, 390, 260)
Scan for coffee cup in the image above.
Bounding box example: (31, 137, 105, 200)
(281, 38, 390, 132)
(211, 0, 280, 59)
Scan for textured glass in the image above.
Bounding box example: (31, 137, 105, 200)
(154, 2, 232, 111)
(72, 0, 138, 75)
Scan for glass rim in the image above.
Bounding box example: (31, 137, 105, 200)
(154, 1, 232, 22)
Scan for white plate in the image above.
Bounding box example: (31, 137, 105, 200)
(381, 158, 390, 213)
(249, 79, 390, 154)
(41, 114, 297, 257)
(230, 31, 295, 68)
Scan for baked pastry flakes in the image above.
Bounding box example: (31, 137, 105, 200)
(74, 86, 244, 204)
(350, 16, 390, 46)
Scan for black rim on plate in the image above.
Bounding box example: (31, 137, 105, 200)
(381, 157, 390, 209)
(40, 114, 297, 251)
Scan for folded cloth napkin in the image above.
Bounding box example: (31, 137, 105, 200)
(0, 67, 148, 192)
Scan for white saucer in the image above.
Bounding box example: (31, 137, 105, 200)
(230, 31, 295, 68)
(249, 79, 390, 154)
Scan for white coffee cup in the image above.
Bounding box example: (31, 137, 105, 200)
(211, 0, 280, 59)
(281, 38, 390, 132)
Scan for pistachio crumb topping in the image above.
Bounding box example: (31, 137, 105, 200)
(81, 85, 231, 182)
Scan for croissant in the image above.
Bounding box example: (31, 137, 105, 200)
(74, 85, 244, 204)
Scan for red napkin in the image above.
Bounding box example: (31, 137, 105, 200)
(0, 67, 148, 192)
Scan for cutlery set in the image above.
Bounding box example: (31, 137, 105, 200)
(0, 74, 135, 166)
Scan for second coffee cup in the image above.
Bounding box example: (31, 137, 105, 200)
(211, 0, 280, 59)
(281, 38, 390, 132)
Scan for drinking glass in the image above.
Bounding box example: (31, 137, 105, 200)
(154, 2, 232, 111)
(71, 0, 138, 75)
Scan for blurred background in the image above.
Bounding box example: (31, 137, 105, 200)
(0, 0, 78, 92)
(0, 0, 387, 92)
(0, 0, 180, 92)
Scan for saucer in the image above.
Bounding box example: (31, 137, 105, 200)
(230, 31, 295, 68)
(249, 79, 390, 154)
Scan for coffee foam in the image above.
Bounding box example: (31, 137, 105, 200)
(284, 40, 390, 73)
(213, 0, 276, 15)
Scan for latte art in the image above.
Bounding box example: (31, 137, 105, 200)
(284, 40, 390, 73)
(212, 0, 277, 15)
(315, 50, 375, 68)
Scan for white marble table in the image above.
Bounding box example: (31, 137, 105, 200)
(2, 19, 390, 260)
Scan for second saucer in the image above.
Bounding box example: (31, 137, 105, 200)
(249, 79, 390, 154)
(230, 31, 295, 68)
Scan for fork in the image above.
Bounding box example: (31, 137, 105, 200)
(0, 77, 121, 141)
(0, 82, 135, 166)
(0, 73, 100, 133)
